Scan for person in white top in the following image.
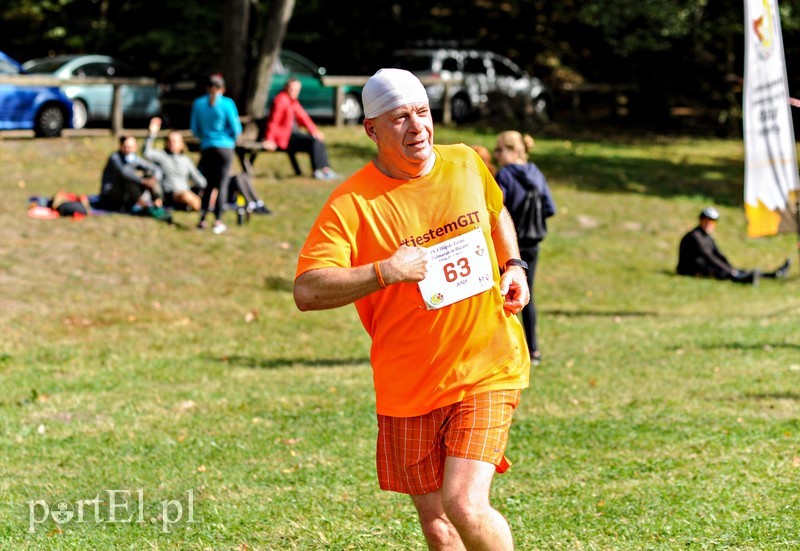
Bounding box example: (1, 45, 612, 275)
(143, 117, 206, 212)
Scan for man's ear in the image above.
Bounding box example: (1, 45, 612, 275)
(364, 119, 379, 144)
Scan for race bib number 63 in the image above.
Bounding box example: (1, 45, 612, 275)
(417, 228, 494, 310)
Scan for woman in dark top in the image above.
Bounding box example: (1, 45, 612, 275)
(494, 131, 557, 365)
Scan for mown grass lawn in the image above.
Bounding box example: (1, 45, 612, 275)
(1, 125, 799, 549)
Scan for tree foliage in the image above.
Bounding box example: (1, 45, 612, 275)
(1, 0, 798, 130)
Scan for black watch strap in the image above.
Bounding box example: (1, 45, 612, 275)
(504, 258, 529, 274)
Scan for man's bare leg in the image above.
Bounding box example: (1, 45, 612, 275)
(411, 491, 466, 551)
(410, 457, 513, 550)
(440, 456, 513, 550)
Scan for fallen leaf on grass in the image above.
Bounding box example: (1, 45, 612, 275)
(178, 400, 196, 411)
(197, 465, 207, 472)
(281, 438, 302, 446)
(244, 310, 258, 323)
(62, 316, 92, 327)
(793, 457, 800, 468)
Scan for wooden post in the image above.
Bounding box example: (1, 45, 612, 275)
(334, 85, 344, 128)
(111, 84, 124, 135)
(442, 82, 452, 125)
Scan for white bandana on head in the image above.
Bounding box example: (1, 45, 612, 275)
(362, 68, 429, 119)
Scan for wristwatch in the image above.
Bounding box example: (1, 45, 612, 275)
(504, 258, 528, 274)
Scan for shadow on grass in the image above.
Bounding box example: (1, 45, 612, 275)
(744, 392, 800, 401)
(220, 355, 371, 369)
(541, 152, 744, 207)
(544, 309, 659, 318)
(329, 142, 376, 158)
(264, 276, 294, 292)
(701, 342, 800, 351)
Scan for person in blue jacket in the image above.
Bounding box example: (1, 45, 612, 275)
(494, 130, 557, 365)
(190, 73, 242, 234)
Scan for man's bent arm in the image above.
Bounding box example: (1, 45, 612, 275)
(492, 208, 522, 267)
(294, 245, 429, 311)
(294, 265, 383, 311)
(492, 208, 530, 312)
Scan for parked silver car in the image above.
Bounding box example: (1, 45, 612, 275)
(22, 54, 161, 129)
(392, 48, 553, 124)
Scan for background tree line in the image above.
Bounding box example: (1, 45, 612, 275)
(1, 0, 798, 134)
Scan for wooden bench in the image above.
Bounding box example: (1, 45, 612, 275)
(236, 117, 301, 177)
(184, 116, 303, 177)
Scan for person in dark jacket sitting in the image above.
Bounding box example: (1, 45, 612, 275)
(677, 206, 790, 284)
(99, 135, 163, 212)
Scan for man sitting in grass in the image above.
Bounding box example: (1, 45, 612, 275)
(677, 206, 790, 285)
(99, 135, 164, 213)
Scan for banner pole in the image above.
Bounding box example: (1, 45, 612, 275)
(792, 100, 800, 276)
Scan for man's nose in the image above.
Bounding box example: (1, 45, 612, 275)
(408, 113, 425, 131)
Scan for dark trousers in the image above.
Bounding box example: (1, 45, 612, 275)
(100, 178, 162, 212)
(286, 133, 329, 171)
(198, 147, 234, 220)
(520, 245, 540, 355)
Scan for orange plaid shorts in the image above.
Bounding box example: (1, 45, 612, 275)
(376, 389, 522, 495)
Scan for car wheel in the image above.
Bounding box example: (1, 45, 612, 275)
(451, 94, 471, 124)
(341, 93, 363, 125)
(71, 99, 88, 130)
(34, 104, 66, 138)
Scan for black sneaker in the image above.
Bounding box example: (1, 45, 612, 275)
(775, 258, 791, 278)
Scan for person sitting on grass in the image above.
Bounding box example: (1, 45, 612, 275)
(142, 117, 206, 212)
(99, 135, 164, 213)
(261, 78, 341, 181)
(677, 206, 790, 285)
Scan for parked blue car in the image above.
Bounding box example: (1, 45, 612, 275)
(22, 54, 161, 130)
(0, 51, 73, 137)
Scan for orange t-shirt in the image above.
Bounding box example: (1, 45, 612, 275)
(295, 144, 529, 417)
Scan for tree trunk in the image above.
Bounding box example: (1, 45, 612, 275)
(221, 0, 251, 106)
(246, 0, 296, 118)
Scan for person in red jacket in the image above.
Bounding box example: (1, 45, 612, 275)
(261, 78, 341, 180)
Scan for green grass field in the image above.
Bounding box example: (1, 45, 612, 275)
(1, 125, 799, 549)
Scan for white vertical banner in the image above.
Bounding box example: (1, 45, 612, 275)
(743, 0, 799, 238)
